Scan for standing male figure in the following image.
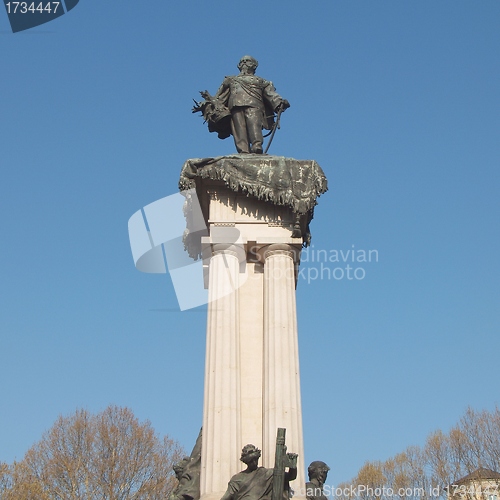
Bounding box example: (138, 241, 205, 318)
(220, 444, 297, 500)
(194, 56, 290, 154)
(305, 461, 330, 500)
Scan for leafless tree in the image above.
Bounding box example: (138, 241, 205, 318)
(337, 407, 500, 500)
(3, 405, 183, 500)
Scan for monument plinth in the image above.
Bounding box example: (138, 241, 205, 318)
(130, 55, 330, 500)
(180, 155, 327, 500)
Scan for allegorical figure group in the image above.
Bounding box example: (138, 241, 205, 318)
(170, 443, 329, 500)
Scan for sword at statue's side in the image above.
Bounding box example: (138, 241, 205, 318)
(264, 102, 287, 155)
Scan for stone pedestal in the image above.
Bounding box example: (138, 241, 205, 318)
(131, 155, 327, 500)
(198, 182, 306, 500)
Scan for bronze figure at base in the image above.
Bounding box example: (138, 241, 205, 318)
(305, 461, 330, 500)
(220, 444, 297, 500)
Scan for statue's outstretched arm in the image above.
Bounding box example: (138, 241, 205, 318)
(284, 453, 298, 481)
(285, 467, 297, 482)
(262, 81, 289, 112)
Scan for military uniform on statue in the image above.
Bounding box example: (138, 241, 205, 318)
(193, 55, 289, 154)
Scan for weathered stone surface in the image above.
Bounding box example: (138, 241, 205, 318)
(184, 156, 327, 500)
(198, 183, 306, 500)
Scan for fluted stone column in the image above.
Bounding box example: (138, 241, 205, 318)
(262, 244, 305, 492)
(201, 244, 242, 500)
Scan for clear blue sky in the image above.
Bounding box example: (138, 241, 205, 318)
(1, 0, 499, 486)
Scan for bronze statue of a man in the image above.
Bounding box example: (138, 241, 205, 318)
(193, 56, 290, 154)
(220, 444, 297, 500)
(305, 461, 330, 500)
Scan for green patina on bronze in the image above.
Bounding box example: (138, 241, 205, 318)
(169, 429, 202, 500)
(179, 155, 328, 215)
(179, 155, 327, 251)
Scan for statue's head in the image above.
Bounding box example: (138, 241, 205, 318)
(308, 461, 330, 482)
(238, 55, 258, 74)
(173, 457, 190, 479)
(240, 444, 261, 465)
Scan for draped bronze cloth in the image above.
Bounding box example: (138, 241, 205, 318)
(179, 155, 328, 255)
(179, 155, 327, 215)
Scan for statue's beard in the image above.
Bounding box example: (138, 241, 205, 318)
(241, 64, 254, 74)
